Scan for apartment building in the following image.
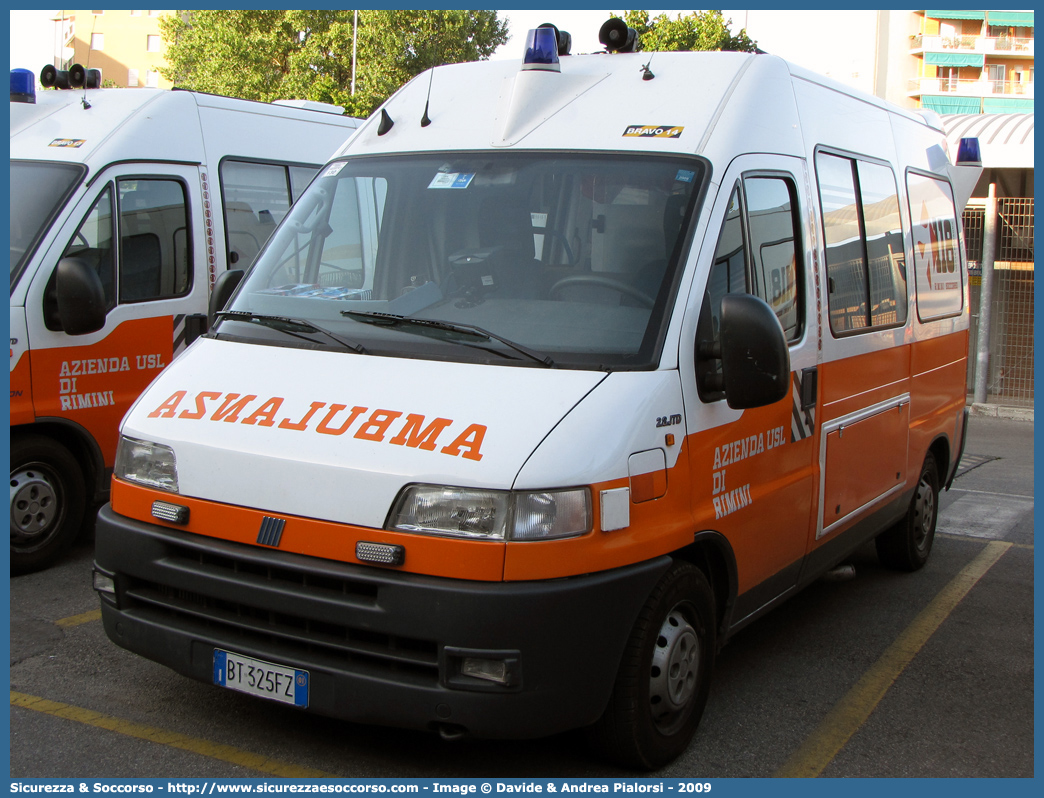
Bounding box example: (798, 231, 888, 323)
(908, 10, 1033, 114)
(53, 9, 174, 89)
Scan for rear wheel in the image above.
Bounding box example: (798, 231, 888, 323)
(589, 560, 716, 770)
(876, 452, 939, 571)
(10, 434, 86, 574)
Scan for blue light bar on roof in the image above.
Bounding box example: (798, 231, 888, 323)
(522, 27, 561, 72)
(10, 68, 35, 104)
(956, 137, 981, 166)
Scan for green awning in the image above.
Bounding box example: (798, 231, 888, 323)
(924, 51, 986, 67)
(921, 96, 982, 114)
(987, 12, 1033, 27)
(983, 97, 1035, 113)
(925, 10, 986, 21)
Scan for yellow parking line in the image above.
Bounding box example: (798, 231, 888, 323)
(775, 540, 1012, 778)
(11, 691, 336, 778)
(55, 609, 102, 628)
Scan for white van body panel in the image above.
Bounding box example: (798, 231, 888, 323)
(512, 370, 685, 490)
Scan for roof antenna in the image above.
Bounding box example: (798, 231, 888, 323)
(378, 108, 394, 135)
(421, 66, 434, 127)
(641, 52, 656, 81)
(421, 13, 444, 128)
(81, 14, 98, 108)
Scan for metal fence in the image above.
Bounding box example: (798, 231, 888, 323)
(964, 198, 1035, 406)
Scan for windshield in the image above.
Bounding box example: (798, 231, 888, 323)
(223, 152, 704, 369)
(11, 160, 86, 291)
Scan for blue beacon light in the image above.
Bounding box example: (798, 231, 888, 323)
(956, 137, 981, 166)
(522, 27, 561, 72)
(10, 68, 36, 104)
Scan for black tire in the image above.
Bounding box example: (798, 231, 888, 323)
(876, 452, 939, 572)
(10, 434, 86, 574)
(588, 560, 716, 770)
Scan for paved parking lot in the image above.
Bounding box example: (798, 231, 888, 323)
(9, 415, 1034, 778)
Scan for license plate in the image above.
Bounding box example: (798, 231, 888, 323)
(213, 649, 308, 707)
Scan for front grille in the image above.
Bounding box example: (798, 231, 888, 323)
(121, 539, 439, 685)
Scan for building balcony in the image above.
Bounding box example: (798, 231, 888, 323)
(910, 34, 1034, 57)
(909, 78, 1034, 98)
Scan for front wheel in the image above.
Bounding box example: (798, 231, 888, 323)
(588, 561, 716, 770)
(876, 452, 939, 572)
(10, 434, 86, 574)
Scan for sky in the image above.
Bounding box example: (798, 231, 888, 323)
(10, 9, 878, 93)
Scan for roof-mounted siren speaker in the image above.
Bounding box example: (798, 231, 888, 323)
(599, 18, 638, 53)
(956, 137, 982, 166)
(522, 26, 561, 71)
(538, 23, 572, 56)
(11, 68, 36, 103)
(69, 64, 102, 89)
(40, 64, 71, 89)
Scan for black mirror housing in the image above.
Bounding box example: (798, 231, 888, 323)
(56, 257, 107, 335)
(718, 294, 790, 410)
(208, 269, 245, 326)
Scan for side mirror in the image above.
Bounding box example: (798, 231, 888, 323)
(208, 269, 244, 326)
(56, 257, 107, 335)
(704, 294, 790, 410)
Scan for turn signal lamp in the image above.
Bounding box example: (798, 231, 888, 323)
(10, 69, 35, 103)
(522, 27, 560, 72)
(956, 137, 982, 166)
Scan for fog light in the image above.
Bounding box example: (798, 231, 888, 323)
(356, 541, 405, 566)
(152, 500, 189, 525)
(461, 657, 510, 684)
(93, 571, 115, 595)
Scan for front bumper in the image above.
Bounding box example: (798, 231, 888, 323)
(94, 503, 671, 738)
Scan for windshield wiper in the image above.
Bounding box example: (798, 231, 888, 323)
(216, 311, 367, 354)
(340, 310, 554, 367)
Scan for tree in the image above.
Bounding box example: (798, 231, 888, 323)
(160, 10, 508, 117)
(615, 10, 757, 53)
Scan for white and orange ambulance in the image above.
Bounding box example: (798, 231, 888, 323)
(92, 24, 981, 769)
(9, 67, 359, 572)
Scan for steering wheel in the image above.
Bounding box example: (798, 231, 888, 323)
(549, 275, 655, 308)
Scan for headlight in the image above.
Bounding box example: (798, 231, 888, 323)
(387, 485, 590, 541)
(114, 436, 179, 493)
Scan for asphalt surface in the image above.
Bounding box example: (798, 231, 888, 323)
(8, 414, 1034, 778)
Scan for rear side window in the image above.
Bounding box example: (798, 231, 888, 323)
(906, 172, 964, 320)
(220, 160, 320, 269)
(816, 151, 907, 335)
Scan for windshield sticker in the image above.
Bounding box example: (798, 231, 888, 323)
(146, 391, 487, 462)
(675, 169, 696, 183)
(48, 138, 86, 148)
(428, 172, 475, 190)
(623, 125, 683, 139)
(323, 162, 347, 177)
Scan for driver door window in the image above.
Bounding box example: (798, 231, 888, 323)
(697, 175, 804, 402)
(60, 185, 116, 311)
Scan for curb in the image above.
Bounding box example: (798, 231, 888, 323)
(969, 403, 1034, 422)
